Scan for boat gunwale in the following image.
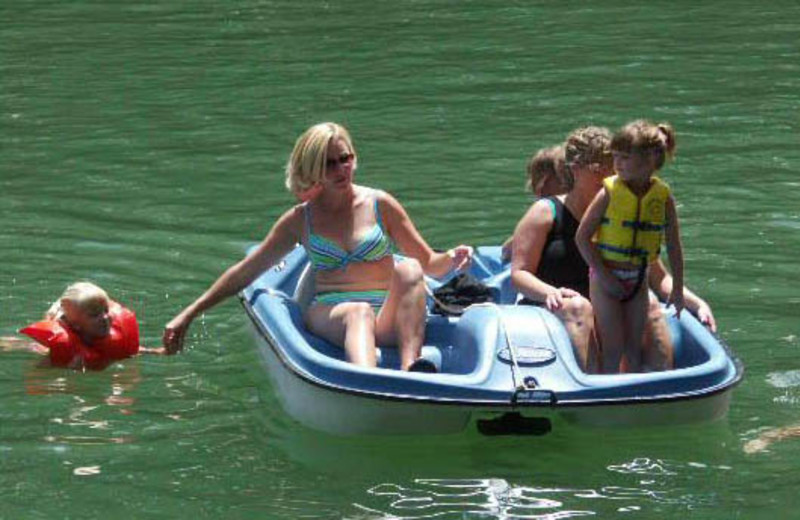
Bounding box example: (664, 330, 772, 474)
(239, 291, 744, 410)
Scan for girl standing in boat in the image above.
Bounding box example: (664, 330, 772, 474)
(162, 122, 472, 371)
(576, 120, 684, 373)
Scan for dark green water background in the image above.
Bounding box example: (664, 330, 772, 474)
(2, 2, 799, 518)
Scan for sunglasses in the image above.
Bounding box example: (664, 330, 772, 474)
(326, 152, 354, 169)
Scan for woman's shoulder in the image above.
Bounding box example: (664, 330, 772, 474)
(366, 186, 391, 202)
(284, 203, 309, 223)
(368, 187, 402, 212)
(266, 204, 307, 241)
(527, 197, 558, 223)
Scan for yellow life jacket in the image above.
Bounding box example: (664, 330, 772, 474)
(595, 175, 670, 264)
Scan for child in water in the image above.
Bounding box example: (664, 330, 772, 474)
(576, 121, 684, 373)
(502, 145, 569, 260)
(7, 282, 164, 370)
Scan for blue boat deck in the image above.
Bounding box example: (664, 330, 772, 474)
(241, 245, 742, 409)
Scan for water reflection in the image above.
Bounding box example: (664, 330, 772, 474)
(353, 458, 729, 519)
(357, 479, 593, 519)
(24, 364, 142, 445)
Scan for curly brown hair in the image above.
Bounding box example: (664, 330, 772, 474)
(564, 126, 613, 177)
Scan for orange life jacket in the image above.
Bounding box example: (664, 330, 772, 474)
(19, 301, 140, 370)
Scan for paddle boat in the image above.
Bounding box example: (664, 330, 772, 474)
(239, 245, 743, 436)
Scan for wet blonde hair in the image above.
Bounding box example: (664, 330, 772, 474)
(284, 122, 357, 195)
(46, 282, 109, 321)
(564, 126, 613, 177)
(525, 145, 570, 193)
(611, 120, 677, 170)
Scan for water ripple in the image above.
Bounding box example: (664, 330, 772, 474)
(354, 466, 722, 520)
(766, 370, 800, 389)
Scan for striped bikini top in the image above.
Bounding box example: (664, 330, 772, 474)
(304, 196, 394, 272)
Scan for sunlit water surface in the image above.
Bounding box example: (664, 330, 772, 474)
(2, 2, 799, 518)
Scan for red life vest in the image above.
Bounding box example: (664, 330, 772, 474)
(19, 301, 140, 370)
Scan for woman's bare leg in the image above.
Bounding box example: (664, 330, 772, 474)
(552, 296, 594, 372)
(305, 302, 378, 367)
(375, 259, 427, 370)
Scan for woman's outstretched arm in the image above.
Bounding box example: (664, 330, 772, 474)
(163, 207, 303, 353)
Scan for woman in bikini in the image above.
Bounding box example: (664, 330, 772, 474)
(162, 122, 472, 371)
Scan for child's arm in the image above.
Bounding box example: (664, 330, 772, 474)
(576, 189, 626, 299)
(138, 346, 167, 355)
(0, 336, 48, 355)
(664, 194, 684, 316)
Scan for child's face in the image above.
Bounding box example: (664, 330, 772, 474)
(64, 298, 111, 340)
(613, 150, 654, 183)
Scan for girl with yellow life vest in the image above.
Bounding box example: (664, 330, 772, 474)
(576, 121, 684, 374)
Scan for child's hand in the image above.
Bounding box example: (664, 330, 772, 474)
(668, 287, 685, 318)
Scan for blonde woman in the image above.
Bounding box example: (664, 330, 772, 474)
(163, 122, 472, 371)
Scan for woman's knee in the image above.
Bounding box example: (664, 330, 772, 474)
(343, 302, 377, 329)
(562, 296, 593, 324)
(393, 258, 424, 289)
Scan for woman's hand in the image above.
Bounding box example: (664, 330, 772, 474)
(448, 245, 474, 272)
(163, 310, 194, 354)
(694, 299, 717, 332)
(544, 287, 581, 311)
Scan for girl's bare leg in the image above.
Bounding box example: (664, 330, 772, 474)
(590, 279, 625, 374)
(622, 284, 649, 373)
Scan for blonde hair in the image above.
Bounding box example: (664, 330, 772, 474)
(611, 120, 677, 170)
(46, 282, 109, 321)
(564, 126, 613, 176)
(525, 145, 569, 193)
(284, 122, 357, 195)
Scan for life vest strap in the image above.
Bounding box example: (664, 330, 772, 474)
(597, 243, 650, 259)
(622, 220, 664, 232)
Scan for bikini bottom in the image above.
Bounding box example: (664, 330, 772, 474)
(311, 290, 388, 309)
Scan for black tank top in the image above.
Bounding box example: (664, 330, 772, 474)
(534, 197, 589, 297)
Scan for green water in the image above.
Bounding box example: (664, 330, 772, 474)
(2, 1, 799, 518)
